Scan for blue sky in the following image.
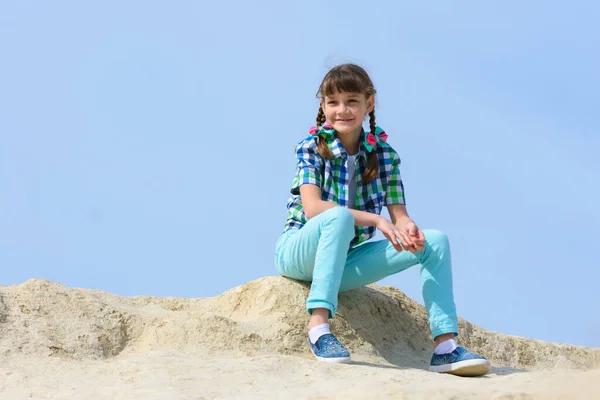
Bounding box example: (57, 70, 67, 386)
(1, 1, 598, 348)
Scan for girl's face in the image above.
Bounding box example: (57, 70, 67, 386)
(321, 91, 374, 136)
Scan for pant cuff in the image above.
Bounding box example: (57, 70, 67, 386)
(431, 325, 458, 340)
(306, 300, 335, 319)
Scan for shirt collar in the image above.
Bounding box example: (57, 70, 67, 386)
(327, 129, 369, 160)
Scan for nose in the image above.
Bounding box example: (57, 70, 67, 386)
(339, 102, 350, 113)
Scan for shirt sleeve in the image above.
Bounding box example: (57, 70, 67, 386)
(290, 138, 323, 195)
(385, 156, 406, 205)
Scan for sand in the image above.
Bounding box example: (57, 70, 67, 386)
(0, 277, 598, 399)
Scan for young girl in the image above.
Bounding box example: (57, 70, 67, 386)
(274, 63, 491, 377)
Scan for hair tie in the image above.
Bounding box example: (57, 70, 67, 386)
(364, 126, 388, 152)
(308, 123, 388, 152)
(308, 123, 335, 137)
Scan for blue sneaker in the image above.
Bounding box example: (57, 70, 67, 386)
(308, 334, 351, 363)
(429, 346, 491, 376)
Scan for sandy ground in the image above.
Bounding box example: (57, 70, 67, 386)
(1, 352, 599, 399)
(0, 277, 598, 399)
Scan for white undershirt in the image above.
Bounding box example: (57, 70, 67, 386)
(347, 153, 359, 209)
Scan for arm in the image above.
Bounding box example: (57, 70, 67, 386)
(300, 183, 411, 252)
(300, 184, 383, 226)
(385, 155, 415, 229)
(387, 204, 414, 227)
(385, 156, 423, 252)
(301, 184, 417, 253)
(387, 204, 424, 252)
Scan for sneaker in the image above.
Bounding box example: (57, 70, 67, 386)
(429, 346, 491, 376)
(308, 333, 351, 363)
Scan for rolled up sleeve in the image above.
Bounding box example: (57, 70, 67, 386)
(290, 139, 322, 195)
(385, 157, 406, 205)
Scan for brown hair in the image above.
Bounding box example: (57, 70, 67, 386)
(315, 64, 379, 184)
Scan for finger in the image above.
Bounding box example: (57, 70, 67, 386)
(396, 228, 415, 246)
(416, 230, 426, 251)
(409, 224, 418, 237)
(396, 231, 417, 253)
(407, 232, 420, 253)
(391, 233, 405, 252)
(384, 231, 404, 252)
(378, 223, 403, 252)
(399, 229, 418, 252)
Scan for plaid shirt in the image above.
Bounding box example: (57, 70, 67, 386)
(283, 128, 406, 247)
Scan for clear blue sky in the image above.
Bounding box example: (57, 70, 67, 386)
(1, 1, 598, 347)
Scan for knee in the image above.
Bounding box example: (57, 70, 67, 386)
(423, 229, 450, 249)
(321, 207, 354, 232)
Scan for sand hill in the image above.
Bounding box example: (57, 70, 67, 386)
(0, 276, 598, 399)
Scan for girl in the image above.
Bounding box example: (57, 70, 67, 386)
(274, 64, 491, 377)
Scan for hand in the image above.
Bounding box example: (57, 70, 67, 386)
(375, 216, 418, 253)
(399, 220, 425, 253)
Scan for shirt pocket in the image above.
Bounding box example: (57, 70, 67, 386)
(365, 192, 386, 215)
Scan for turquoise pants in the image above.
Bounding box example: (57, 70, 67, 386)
(275, 207, 458, 339)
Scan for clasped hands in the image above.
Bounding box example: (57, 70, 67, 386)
(375, 216, 425, 253)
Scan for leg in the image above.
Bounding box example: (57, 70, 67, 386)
(275, 207, 355, 319)
(340, 229, 491, 375)
(340, 229, 458, 340)
(275, 207, 355, 363)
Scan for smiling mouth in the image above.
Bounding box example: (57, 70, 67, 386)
(337, 119, 354, 122)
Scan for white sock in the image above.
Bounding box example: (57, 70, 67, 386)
(308, 323, 331, 344)
(434, 339, 458, 355)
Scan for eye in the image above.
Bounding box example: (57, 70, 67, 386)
(327, 101, 337, 105)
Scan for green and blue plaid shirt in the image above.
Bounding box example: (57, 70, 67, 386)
(283, 128, 406, 247)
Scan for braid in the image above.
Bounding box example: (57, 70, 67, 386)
(363, 109, 379, 184)
(315, 106, 333, 159)
(368, 110, 376, 140)
(316, 106, 326, 128)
